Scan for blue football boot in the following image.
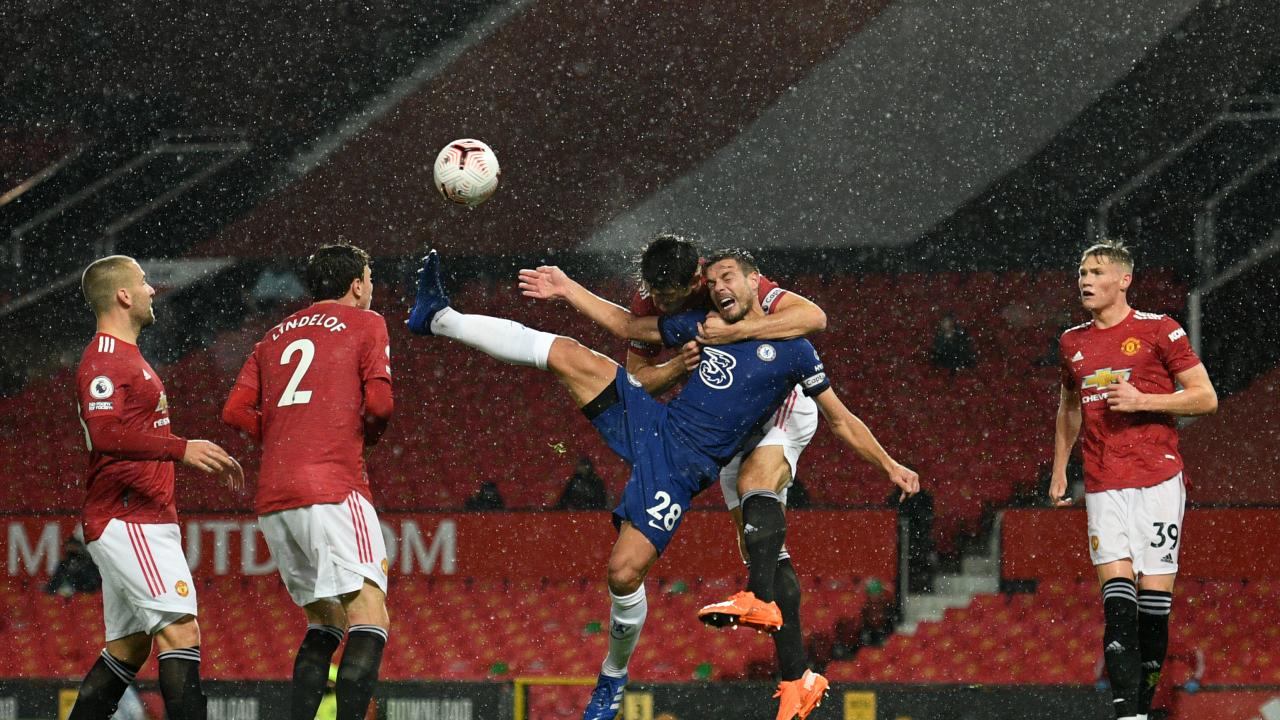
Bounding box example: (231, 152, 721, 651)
(582, 672, 627, 720)
(406, 249, 450, 335)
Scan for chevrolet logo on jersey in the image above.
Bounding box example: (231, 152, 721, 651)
(1082, 367, 1131, 391)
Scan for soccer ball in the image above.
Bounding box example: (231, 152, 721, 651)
(433, 139, 500, 207)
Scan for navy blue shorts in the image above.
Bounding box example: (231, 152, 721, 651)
(588, 368, 716, 555)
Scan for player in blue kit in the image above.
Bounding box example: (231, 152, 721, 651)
(406, 248, 918, 720)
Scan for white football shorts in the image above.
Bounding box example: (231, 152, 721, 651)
(1085, 472, 1186, 576)
(87, 519, 198, 641)
(720, 387, 819, 510)
(259, 491, 389, 607)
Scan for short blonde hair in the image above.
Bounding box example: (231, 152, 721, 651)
(1081, 240, 1134, 271)
(81, 255, 138, 315)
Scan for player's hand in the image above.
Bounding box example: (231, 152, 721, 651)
(221, 456, 245, 492)
(886, 462, 919, 501)
(517, 266, 571, 302)
(181, 440, 237, 475)
(696, 312, 744, 345)
(1048, 472, 1074, 507)
(1105, 377, 1146, 412)
(677, 341, 701, 373)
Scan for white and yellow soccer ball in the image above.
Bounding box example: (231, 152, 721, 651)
(433, 138, 500, 207)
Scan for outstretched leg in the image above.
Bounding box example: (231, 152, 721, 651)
(408, 250, 617, 406)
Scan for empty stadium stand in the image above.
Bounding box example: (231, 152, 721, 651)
(0, 574, 877, 682)
(1181, 364, 1280, 505)
(10, 572, 1279, 687)
(826, 578, 1280, 686)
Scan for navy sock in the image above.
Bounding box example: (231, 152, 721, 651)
(157, 646, 206, 720)
(742, 491, 786, 602)
(68, 649, 140, 720)
(292, 624, 344, 720)
(1137, 590, 1173, 714)
(337, 625, 388, 720)
(772, 558, 808, 680)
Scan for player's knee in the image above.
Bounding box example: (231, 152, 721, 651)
(342, 582, 390, 628)
(606, 563, 644, 596)
(154, 615, 200, 650)
(548, 337, 590, 372)
(106, 634, 152, 668)
(737, 453, 789, 495)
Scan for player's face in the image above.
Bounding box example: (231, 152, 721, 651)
(704, 258, 758, 324)
(646, 279, 699, 314)
(357, 265, 373, 310)
(126, 262, 157, 327)
(1078, 256, 1130, 313)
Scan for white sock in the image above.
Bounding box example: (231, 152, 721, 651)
(429, 307, 556, 370)
(601, 585, 647, 677)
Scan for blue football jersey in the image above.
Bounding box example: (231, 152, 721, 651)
(659, 310, 830, 465)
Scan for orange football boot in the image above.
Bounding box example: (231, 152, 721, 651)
(696, 590, 783, 632)
(773, 669, 829, 720)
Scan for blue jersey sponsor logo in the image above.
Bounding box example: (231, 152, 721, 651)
(699, 347, 737, 389)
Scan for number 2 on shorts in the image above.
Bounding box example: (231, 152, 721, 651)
(646, 491, 683, 532)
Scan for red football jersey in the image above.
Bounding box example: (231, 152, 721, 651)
(76, 333, 184, 541)
(232, 302, 392, 514)
(1059, 309, 1202, 493)
(627, 275, 787, 357)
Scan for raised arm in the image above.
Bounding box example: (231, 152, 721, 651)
(518, 265, 662, 344)
(1049, 383, 1082, 506)
(811, 388, 919, 499)
(696, 291, 827, 345)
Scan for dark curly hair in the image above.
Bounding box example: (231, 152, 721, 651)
(304, 244, 370, 300)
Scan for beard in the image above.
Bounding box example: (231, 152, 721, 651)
(722, 300, 750, 324)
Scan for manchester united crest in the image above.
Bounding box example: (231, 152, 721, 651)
(1090, 535, 1100, 552)
(175, 580, 190, 597)
(1120, 337, 1141, 356)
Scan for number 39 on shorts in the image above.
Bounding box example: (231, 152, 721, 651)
(646, 491, 683, 532)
